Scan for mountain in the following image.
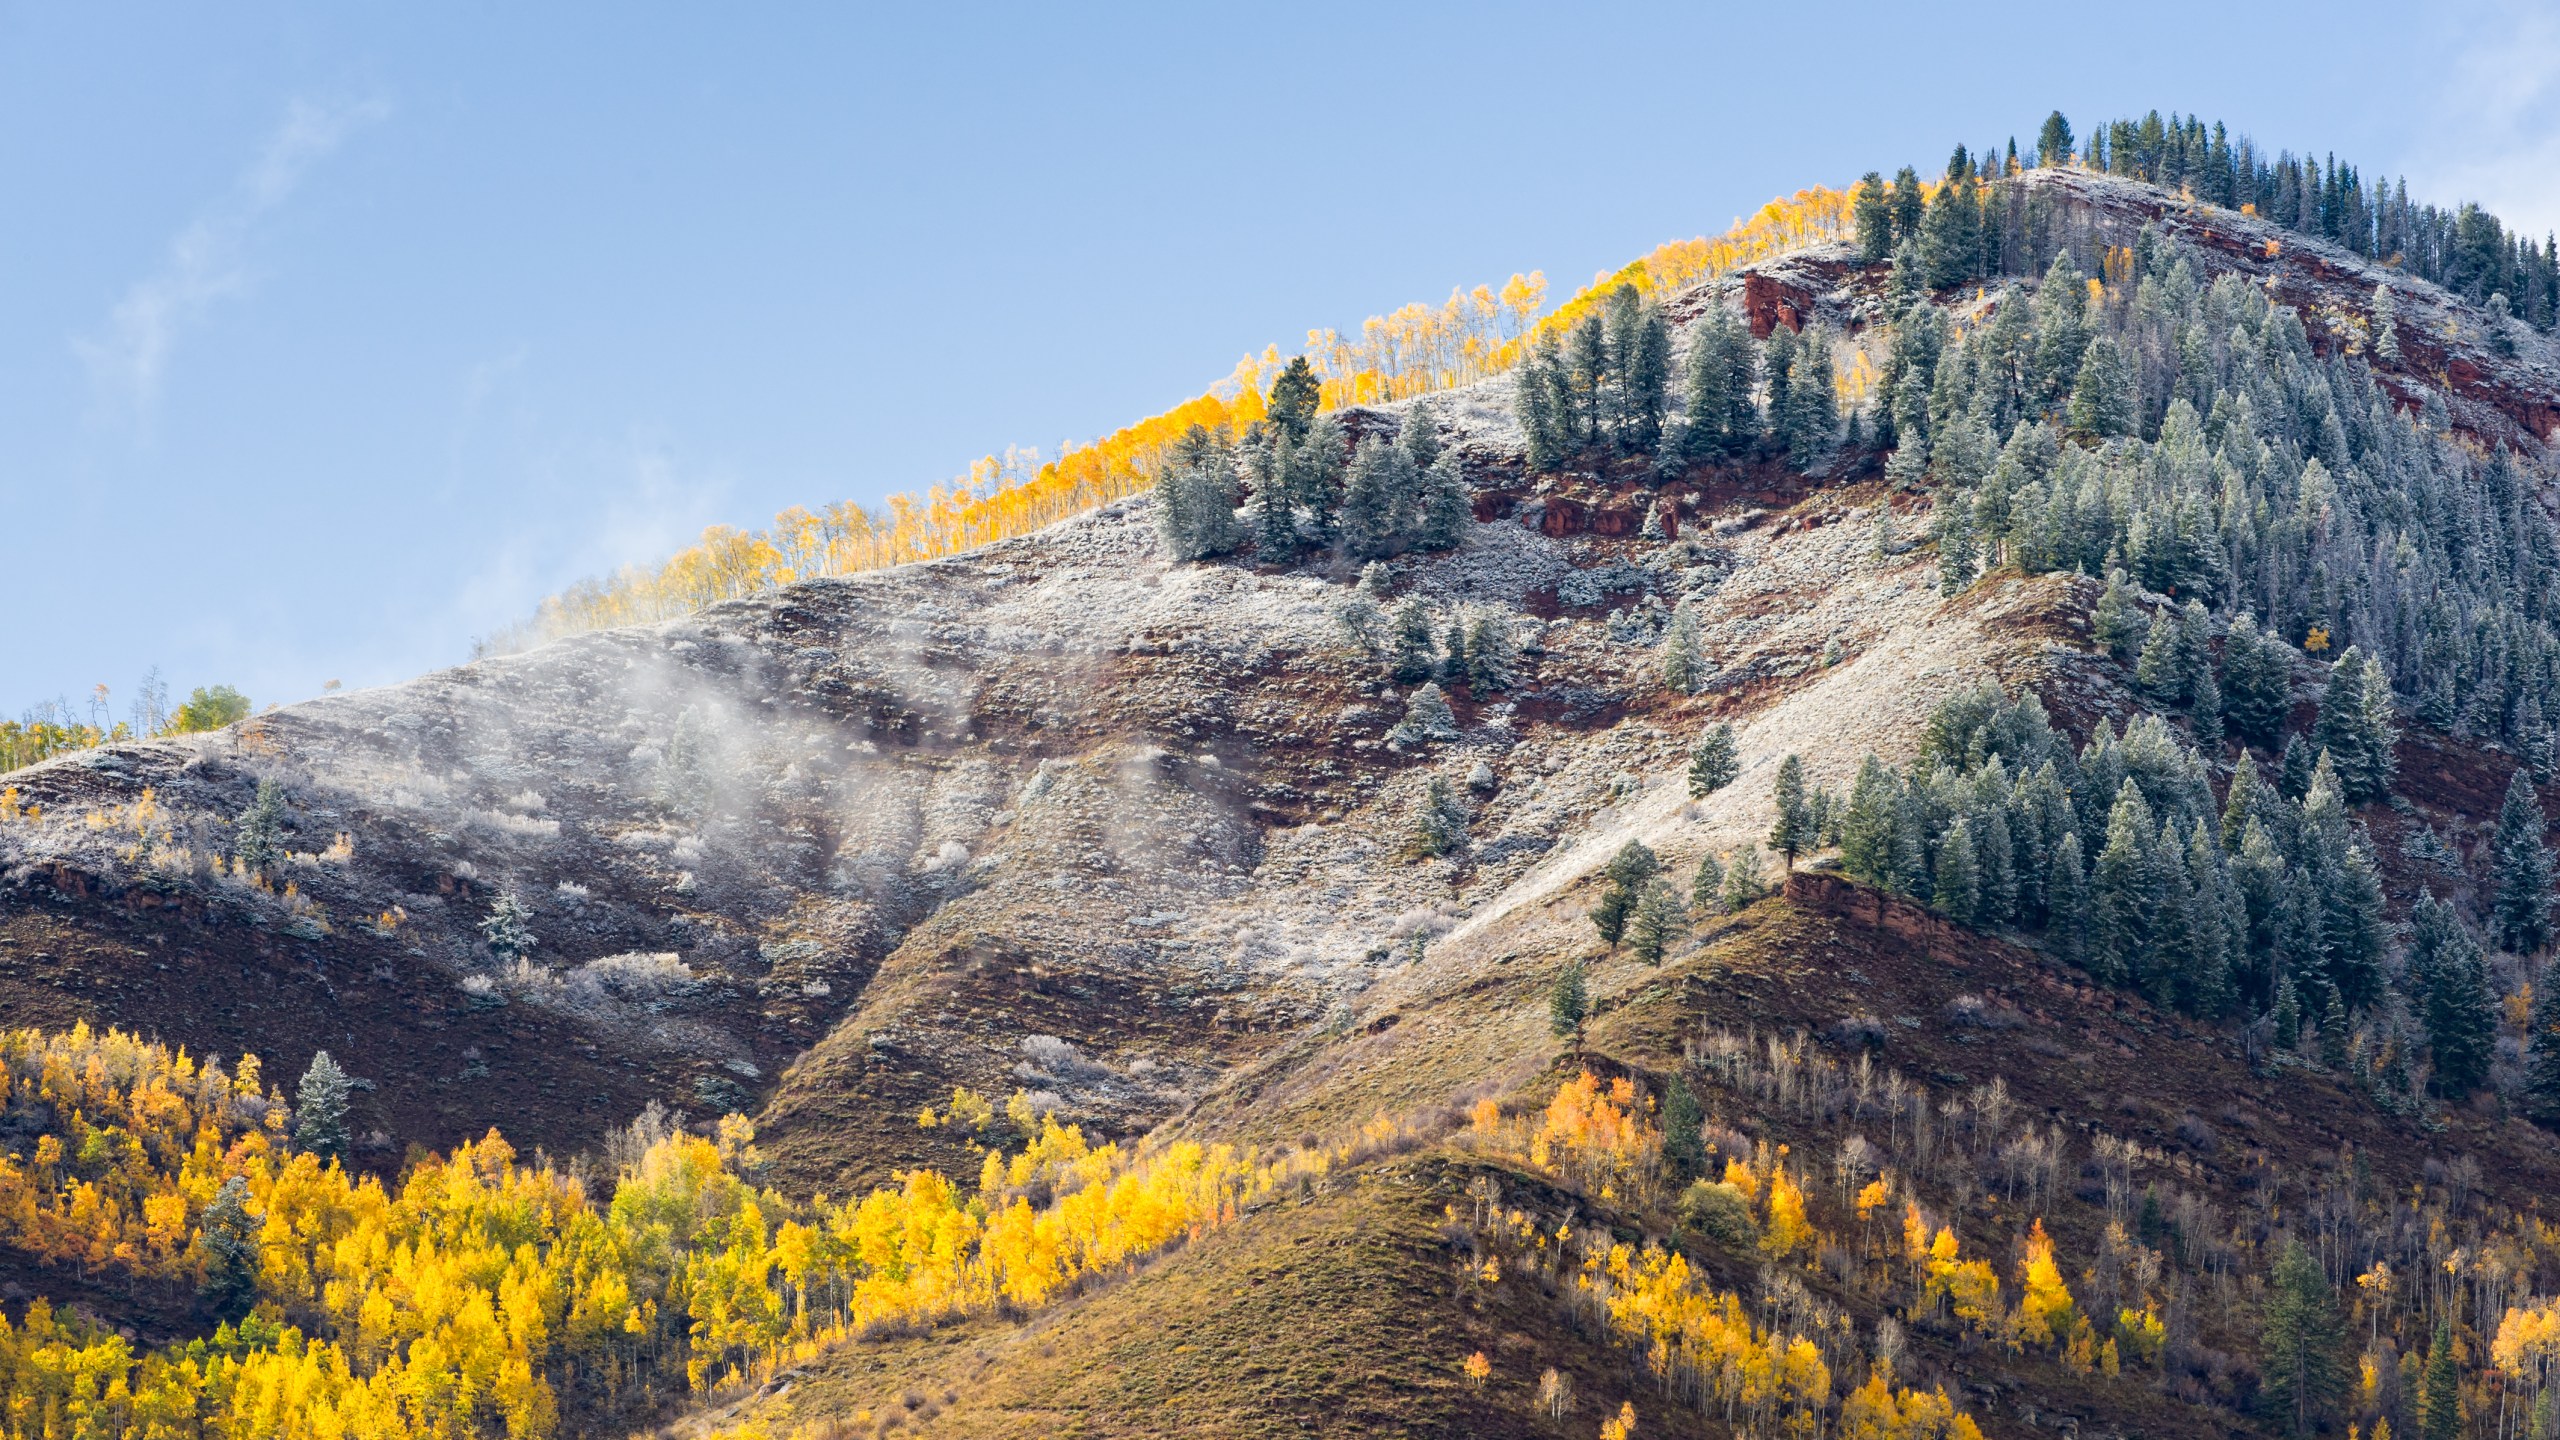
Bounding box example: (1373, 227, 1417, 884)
(5, 144, 2560, 1440)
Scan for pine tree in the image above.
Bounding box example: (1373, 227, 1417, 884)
(1661, 603, 1706, 695)
(2421, 1318, 2460, 1440)
(1390, 682, 1461, 747)
(2280, 734, 2318, 801)
(1247, 427, 1299, 558)
(1839, 755, 1899, 885)
(2262, 1242, 2349, 1435)
(2220, 614, 2293, 747)
(2372, 283, 2402, 362)
(1592, 840, 1661, 945)
(2273, 973, 2303, 1049)
(1414, 450, 1469, 551)
(200, 1175, 260, 1321)
(2359, 651, 2400, 798)
(293, 1051, 353, 1164)
(2093, 569, 2146, 661)
(1689, 723, 1740, 797)
(1888, 166, 1925, 243)
(1519, 344, 1565, 471)
(2314, 649, 2382, 803)
(1267, 356, 1321, 445)
(2191, 666, 2226, 747)
(2048, 831, 2091, 968)
(2523, 960, 2560, 1125)
(1339, 436, 1407, 560)
(236, 778, 285, 877)
(2135, 607, 2187, 700)
(2065, 336, 2138, 440)
(1290, 415, 1348, 542)
(1935, 817, 1982, 925)
(2037, 111, 2075, 168)
(1407, 777, 1467, 858)
(1768, 755, 1812, 868)
(2492, 769, 2555, 954)
(482, 891, 536, 964)
(1627, 879, 1688, 965)
(1720, 843, 1769, 910)
(2320, 988, 2351, 1067)
(1662, 1076, 1706, 1177)
(1155, 424, 1242, 561)
(2416, 897, 2498, 1096)
(1549, 961, 1589, 1042)
(1691, 852, 1726, 911)
(1855, 172, 1894, 261)
(2092, 782, 2159, 984)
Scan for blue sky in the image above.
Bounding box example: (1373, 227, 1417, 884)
(7, 1, 2559, 724)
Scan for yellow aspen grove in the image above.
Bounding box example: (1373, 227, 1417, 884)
(0, 1021, 1419, 1440)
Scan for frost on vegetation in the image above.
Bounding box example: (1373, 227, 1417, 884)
(554, 881, 591, 902)
(1386, 683, 1461, 747)
(919, 840, 970, 873)
(1015, 1035, 1113, 1093)
(469, 808, 561, 840)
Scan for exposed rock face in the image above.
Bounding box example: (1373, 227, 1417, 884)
(1, 165, 2550, 1190)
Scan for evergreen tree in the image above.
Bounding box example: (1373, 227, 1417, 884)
(1720, 843, 1769, 910)
(2092, 782, 2159, 983)
(1627, 879, 1688, 965)
(1289, 415, 1348, 542)
(235, 778, 285, 877)
(1691, 852, 1727, 911)
(2279, 735, 2317, 802)
(1266, 356, 1321, 445)
(1854, 172, 1893, 262)
(2191, 666, 2226, 746)
(1518, 343, 1565, 472)
(1888, 167, 1925, 244)
(1689, 723, 1740, 797)
(200, 1175, 260, 1321)
(2359, 650, 2400, 797)
(1549, 960, 1588, 1042)
(1935, 817, 1982, 925)
(1661, 603, 1706, 695)
(2414, 895, 2498, 1096)
(1339, 435, 1409, 560)
(1662, 1076, 1706, 1178)
(1839, 755, 1899, 885)
(1592, 840, 1661, 945)
(2421, 1319, 2460, 1440)
(2371, 283, 2402, 362)
(1154, 424, 1243, 561)
(2523, 960, 2560, 1125)
(481, 891, 536, 964)
(1414, 450, 1470, 551)
(1247, 427, 1299, 557)
(2314, 648, 2385, 803)
(1768, 755, 1813, 868)
(2065, 336, 2138, 440)
(293, 1051, 352, 1164)
(2220, 615, 2294, 747)
(2048, 831, 2091, 968)
(2492, 769, 2556, 954)
(1408, 777, 1467, 858)
(1390, 682, 1461, 746)
(2273, 972, 2304, 1049)
(1762, 324, 1798, 450)
(2093, 570, 2147, 662)
(2036, 111, 2074, 168)
(2320, 988, 2351, 1067)
(2261, 1240, 2348, 1436)
(1782, 328, 1838, 468)
(1610, 287, 1672, 454)
(2135, 605, 2188, 700)
(1918, 172, 1982, 289)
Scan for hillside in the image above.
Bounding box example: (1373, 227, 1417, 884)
(6, 146, 2560, 1440)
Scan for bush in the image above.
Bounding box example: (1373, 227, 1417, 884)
(1678, 1179, 1758, 1248)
